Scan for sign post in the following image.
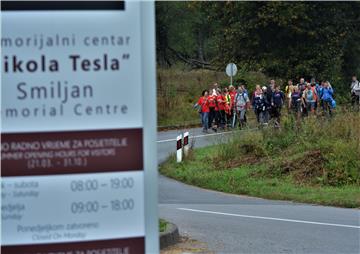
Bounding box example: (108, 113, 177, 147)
(176, 135, 183, 163)
(226, 63, 238, 87)
(1, 1, 158, 253)
(183, 132, 189, 157)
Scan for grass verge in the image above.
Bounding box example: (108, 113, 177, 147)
(160, 112, 360, 208)
(159, 219, 168, 233)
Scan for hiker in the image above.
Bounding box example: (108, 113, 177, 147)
(351, 75, 360, 107)
(208, 89, 217, 130)
(214, 90, 221, 131)
(321, 81, 335, 116)
(285, 79, 294, 100)
(266, 80, 275, 119)
(298, 78, 307, 94)
(229, 85, 237, 128)
(262, 86, 271, 124)
(271, 84, 285, 126)
(241, 84, 249, 96)
(268, 79, 276, 92)
(286, 80, 295, 109)
(252, 85, 266, 125)
(297, 78, 307, 116)
(224, 87, 232, 127)
(217, 88, 226, 129)
(197, 90, 210, 133)
(302, 82, 317, 116)
(289, 86, 302, 121)
(310, 78, 319, 110)
(241, 84, 249, 123)
(235, 86, 250, 128)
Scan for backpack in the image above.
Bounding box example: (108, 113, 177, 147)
(331, 99, 336, 108)
(291, 92, 301, 107)
(306, 89, 314, 102)
(253, 94, 265, 110)
(236, 92, 247, 106)
(311, 87, 318, 101)
(285, 86, 289, 94)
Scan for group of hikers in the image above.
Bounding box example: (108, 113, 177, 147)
(196, 75, 360, 133)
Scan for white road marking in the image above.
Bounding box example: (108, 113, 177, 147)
(178, 208, 360, 229)
(156, 137, 178, 143)
(157, 128, 257, 143)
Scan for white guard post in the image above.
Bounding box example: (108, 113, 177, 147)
(176, 135, 183, 163)
(183, 132, 189, 157)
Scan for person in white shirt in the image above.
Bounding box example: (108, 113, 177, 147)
(351, 75, 360, 106)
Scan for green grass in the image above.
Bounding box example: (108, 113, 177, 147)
(159, 219, 168, 233)
(160, 113, 360, 208)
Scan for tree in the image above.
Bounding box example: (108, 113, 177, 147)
(156, 1, 360, 92)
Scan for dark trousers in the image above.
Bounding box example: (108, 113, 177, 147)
(218, 110, 226, 128)
(214, 110, 220, 127)
(351, 93, 360, 106)
(273, 106, 281, 123)
(209, 107, 216, 128)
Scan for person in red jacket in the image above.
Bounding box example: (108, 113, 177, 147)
(208, 89, 217, 130)
(217, 88, 226, 130)
(197, 90, 210, 133)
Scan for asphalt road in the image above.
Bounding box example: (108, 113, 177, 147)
(157, 128, 360, 254)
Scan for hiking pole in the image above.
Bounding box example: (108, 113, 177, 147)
(232, 108, 236, 128)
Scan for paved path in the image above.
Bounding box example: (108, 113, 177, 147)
(157, 128, 360, 254)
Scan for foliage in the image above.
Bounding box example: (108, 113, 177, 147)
(156, 1, 360, 94)
(159, 219, 168, 233)
(157, 68, 227, 126)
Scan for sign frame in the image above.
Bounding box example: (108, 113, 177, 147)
(140, 1, 159, 253)
(0, 1, 159, 253)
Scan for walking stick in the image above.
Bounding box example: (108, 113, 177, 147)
(232, 108, 236, 128)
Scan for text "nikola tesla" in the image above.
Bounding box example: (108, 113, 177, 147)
(3, 54, 125, 74)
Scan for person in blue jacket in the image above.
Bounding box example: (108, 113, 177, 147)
(322, 81, 334, 102)
(321, 81, 335, 115)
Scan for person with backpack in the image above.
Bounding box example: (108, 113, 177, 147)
(235, 86, 250, 128)
(213, 89, 221, 131)
(302, 82, 317, 116)
(241, 84, 249, 124)
(208, 89, 217, 131)
(297, 78, 307, 116)
(262, 86, 272, 124)
(297, 78, 307, 94)
(271, 85, 285, 127)
(252, 85, 266, 125)
(351, 75, 360, 108)
(197, 90, 210, 133)
(224, 87, 232, 127)
(310, 78, 319, 110)
(321, 81, 335, 116)
(217, 88, 226, 130)
(266, 80, 276, 119)
(229, 85, 237, 128)
(285, 79, 294, 100)
(289, 86, 302, 122)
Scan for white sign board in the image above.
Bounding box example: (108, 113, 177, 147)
(1, 1, 158, 253)
(226, 63, 237, 77)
